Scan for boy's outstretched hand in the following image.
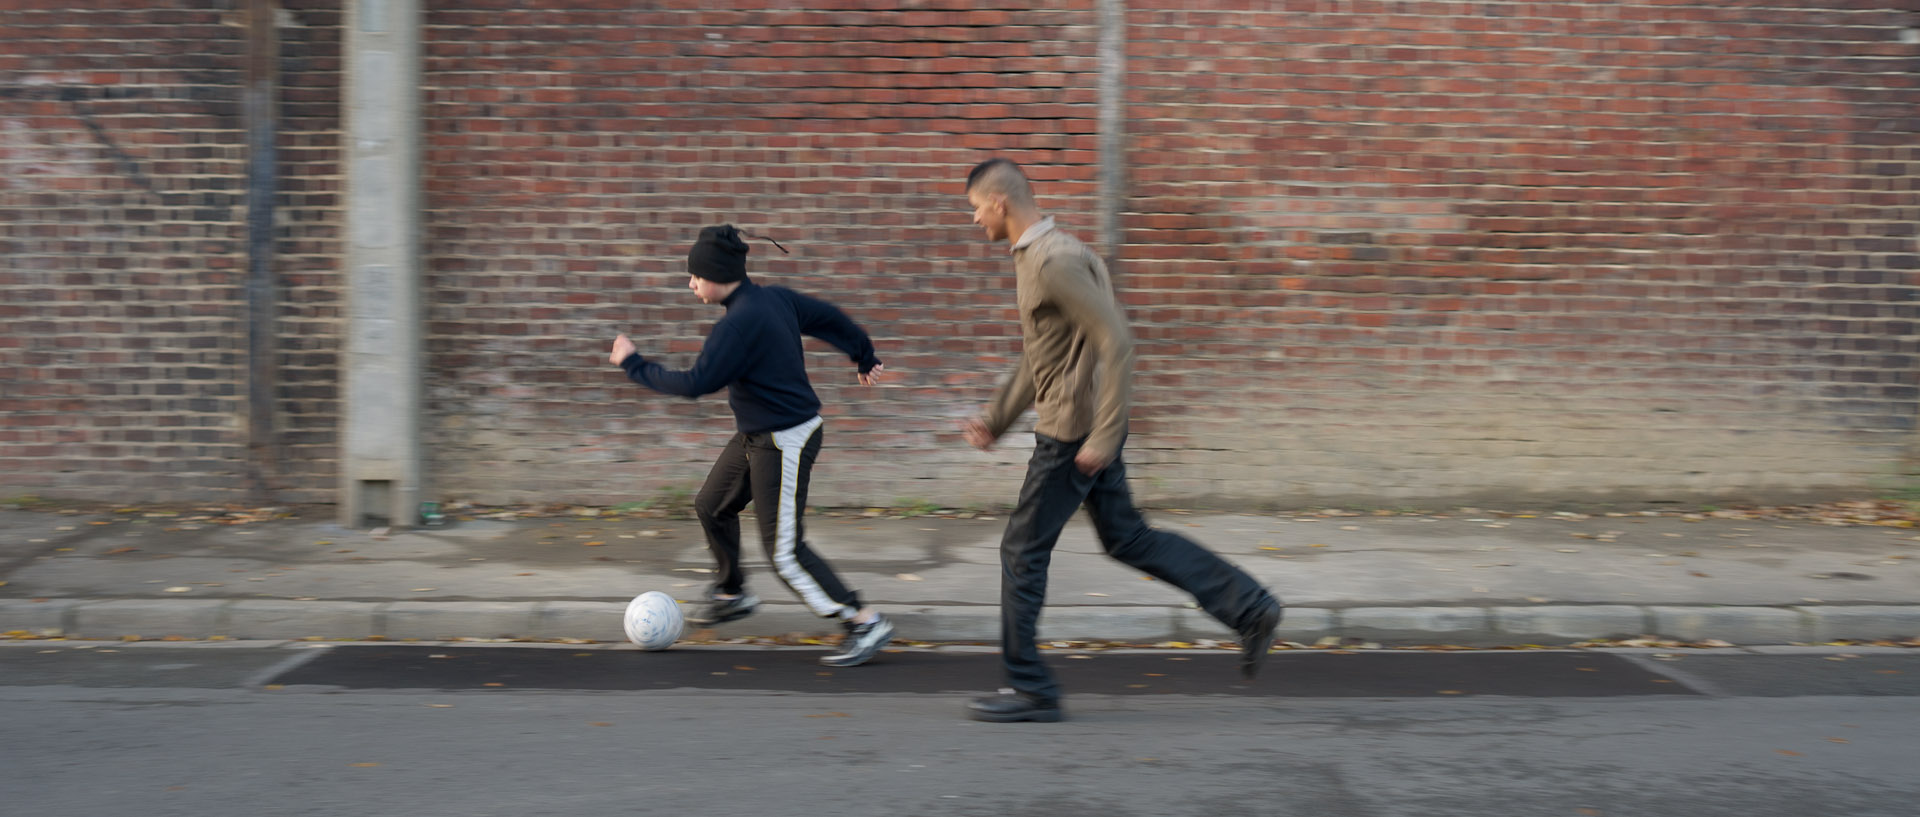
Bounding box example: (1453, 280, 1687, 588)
(608, 334, 636, 365)
(961, 417, 996, 450)
(857, 363, 886, 386)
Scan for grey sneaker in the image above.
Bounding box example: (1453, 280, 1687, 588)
(686, 592, 759, 625)
(819, 614, 894, 667)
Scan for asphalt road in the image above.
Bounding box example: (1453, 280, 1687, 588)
(3, 642, 1916, 817)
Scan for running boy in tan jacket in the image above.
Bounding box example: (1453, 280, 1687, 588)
(958, 158, 1284, 723)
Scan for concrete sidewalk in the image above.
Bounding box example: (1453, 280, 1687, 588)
(3, 506, 1917, 647)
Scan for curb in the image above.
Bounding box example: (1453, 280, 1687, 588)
(5, 599, 1919, 646)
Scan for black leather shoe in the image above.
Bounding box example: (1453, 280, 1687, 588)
(966, 689, 1063, 723)
(1238, 598, 1283, 680)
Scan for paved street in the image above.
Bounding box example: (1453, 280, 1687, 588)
(3, 641, 1915, 817)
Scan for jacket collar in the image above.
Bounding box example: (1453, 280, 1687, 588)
(721, 278, 755, 308)
(1010, 216, 1056, 253)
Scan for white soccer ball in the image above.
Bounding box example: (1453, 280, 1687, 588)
(623, 591, 685, 651)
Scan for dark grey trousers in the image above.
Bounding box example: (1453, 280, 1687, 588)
(998, 433, 1278, 701)
(693, 417, 861, 619)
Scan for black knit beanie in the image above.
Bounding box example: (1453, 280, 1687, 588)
(687, 224, 749, 284)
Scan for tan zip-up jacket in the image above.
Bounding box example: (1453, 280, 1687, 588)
(982, 219, 1135, 462)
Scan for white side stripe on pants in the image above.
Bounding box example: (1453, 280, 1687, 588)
(770, 416, 845, 618)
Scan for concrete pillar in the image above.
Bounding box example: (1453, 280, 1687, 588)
(1097, 0, 1126, 261)
(339, 0, 423, 528)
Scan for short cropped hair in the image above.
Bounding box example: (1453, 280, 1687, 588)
(965, 157, 1035, 207)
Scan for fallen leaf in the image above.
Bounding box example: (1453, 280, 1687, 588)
(1826, 738, 1849, 744)
(896, 573, 923, 582)
(1776, 750, 1801, 757)
(733, 666, 756, 671)
(483, 682, 504, 687)
(163, 586, 192, 593)
(427, 704, 453, 708)
(411, 588, 437, 592)
(584, 541, 605, 547)
(1085, 592, 1110, 597)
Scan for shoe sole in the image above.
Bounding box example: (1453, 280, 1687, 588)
(686, 608, 756, 626)
(966, 708, 1064, 723)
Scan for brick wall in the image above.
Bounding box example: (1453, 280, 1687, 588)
(0, 1, 341, 503)
(3, 1, 1916, 510)
(418, 1, 1107, 507)
(1120, 0, 1920, 504)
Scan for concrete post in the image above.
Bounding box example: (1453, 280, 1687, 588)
(242, 0, 281, 503)
(339, 0, 423, 528)
(1097, 0, 1126, 262)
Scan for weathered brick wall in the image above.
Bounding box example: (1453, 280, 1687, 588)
(418, 1, 1107, 507)
(1120, 0, 1920, 505)
(4, 1, 1916, 510)
(0, 1, 341, 503)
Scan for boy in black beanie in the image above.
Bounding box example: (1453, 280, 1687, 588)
(608, 224, 894, 667)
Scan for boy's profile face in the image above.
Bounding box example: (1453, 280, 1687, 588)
(969, 189, 1010, 242)
(689, 275, 730, 304)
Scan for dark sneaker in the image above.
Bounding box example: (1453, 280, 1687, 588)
(686, 592, 759, 626)
(819, 614, 894, 667)
(1238, 597, 1283, 680)
(966, 689, 1064, 723)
